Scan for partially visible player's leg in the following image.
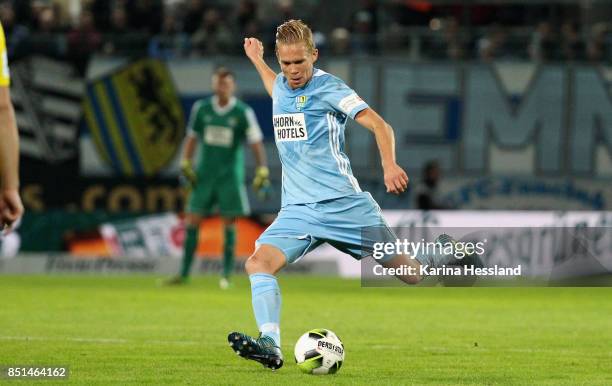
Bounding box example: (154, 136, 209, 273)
(378, 254, 422, 284)
(166, 182, 214, 284)
(164, 212, 203, 285)
(228, 205, 317, 370)
(179, 212, 203, 281)
(308, 192, 423, 284)
(228, 244, 287, 370)
(245, 244, 286, 344)
(245, 244, 286, 274)
(376, 234, 483, 285)
(220, 217, 236, 289)
(312, 192, 479, 285)
(218, 182, 250, 288)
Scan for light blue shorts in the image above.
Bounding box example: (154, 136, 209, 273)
(256, 192, 397, 264)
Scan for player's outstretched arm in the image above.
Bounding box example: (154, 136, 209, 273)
(250, 141, 271, 199)
(250, 141, 268, 170)
(355, 108, 409, 195)
(0, 86, 23, 229)
(179, 135, 198, 187)
(243, 38, 276, 97)
(181, 135, 197, 162)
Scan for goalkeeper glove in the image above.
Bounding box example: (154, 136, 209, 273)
(252, 166, 271, 200)
(180, 159, 197, 188)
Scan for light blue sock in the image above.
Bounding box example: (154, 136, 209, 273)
(249, 273, 281, 346)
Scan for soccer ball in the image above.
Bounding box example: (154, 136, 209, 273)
(294, 328, 344, 374)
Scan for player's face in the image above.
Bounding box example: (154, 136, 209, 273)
(212, 75, 235, 100)
(277, 43, 318, 89)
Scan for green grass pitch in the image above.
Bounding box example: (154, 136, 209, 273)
(1, 275, 611, 385)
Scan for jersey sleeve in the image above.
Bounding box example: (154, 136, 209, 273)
(320, 77, 368, 119)
(186, 101, 203, 137)
(0, 23, 10, 87)
(271, 72, 283, 99)
(245, 106, 263, 144)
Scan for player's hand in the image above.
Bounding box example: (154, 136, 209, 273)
(252, 166, 271, 200)
(0, 188, 24, 232)
(180, 159, 197, 188)
(243, 37, 264, 63)
(383, 162, 409, 195)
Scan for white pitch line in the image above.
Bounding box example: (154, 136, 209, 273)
(145, 339, 200, 346)
(70, 337, 128, 344)
(422, 346, 609, 355)
(370, 345, 402, 350)
(0, 336, 200, 345)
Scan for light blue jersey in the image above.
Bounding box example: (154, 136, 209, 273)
(272, 69, 369, 206)
(259, 69, 399, 264)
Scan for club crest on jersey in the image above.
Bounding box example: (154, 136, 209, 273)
(295, 95, 308, 110)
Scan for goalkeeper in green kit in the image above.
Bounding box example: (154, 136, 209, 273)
(166, 67, 270, 288)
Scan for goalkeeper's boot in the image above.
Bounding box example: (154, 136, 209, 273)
(219, 277, 233, 290)
(435, 233, 484, 286)
(228, 332, 284, 370)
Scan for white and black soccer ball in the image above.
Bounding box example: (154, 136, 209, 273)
(294, 328, 344, 375)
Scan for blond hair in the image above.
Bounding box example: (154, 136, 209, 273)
(275, 19, 316, 53)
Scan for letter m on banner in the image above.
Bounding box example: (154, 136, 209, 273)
(82, 59, 184, 176)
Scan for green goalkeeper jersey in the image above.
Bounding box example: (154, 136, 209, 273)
(187, 96, 263, 183)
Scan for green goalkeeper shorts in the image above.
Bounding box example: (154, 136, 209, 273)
(186, 179, 250, 217)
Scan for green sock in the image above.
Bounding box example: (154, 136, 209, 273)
(180, 225, 199, 279)
(223, 225, 236, 279)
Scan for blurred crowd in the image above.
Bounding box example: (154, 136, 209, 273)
(0, 0, 611, 73)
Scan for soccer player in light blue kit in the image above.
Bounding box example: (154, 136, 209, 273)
(228, 20, 476, 370)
